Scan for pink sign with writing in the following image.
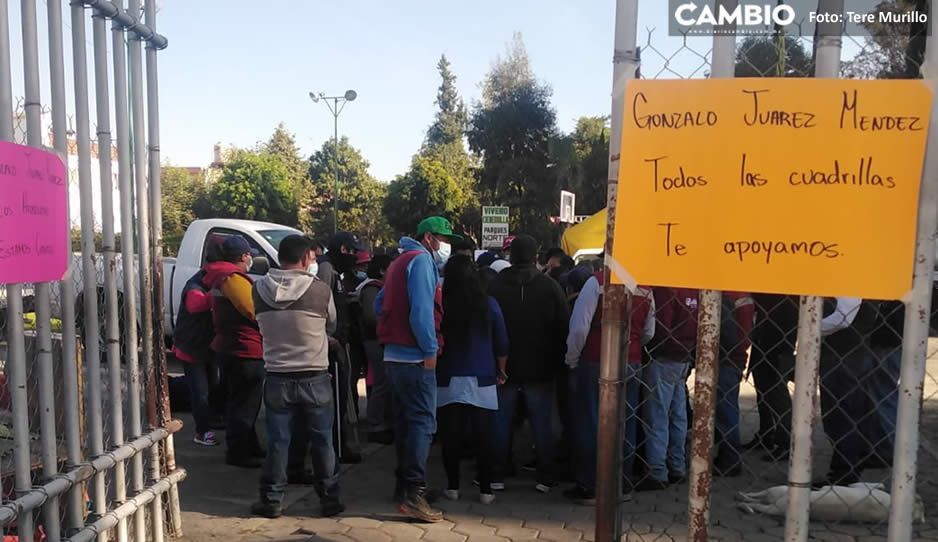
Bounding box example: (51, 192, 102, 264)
(0, 141, 68, 285)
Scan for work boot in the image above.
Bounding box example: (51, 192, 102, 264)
(399, 484, 443, 523)
(250, 501, 282, 519)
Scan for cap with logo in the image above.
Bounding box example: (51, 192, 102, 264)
(329, 231, 365, 253)
(221, 236, 252, 260)
(417, 216, 462, 240)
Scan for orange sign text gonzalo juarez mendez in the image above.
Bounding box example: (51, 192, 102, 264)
(611, 78, 932, 300)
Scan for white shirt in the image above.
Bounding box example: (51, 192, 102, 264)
(565, 277, 656, 368)
(820, 297, 862, 336)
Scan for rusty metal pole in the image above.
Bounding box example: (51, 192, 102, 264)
(687, 4, 734, 541)
(595, 1, 639, 541)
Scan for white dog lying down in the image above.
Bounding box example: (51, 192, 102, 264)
(735, 482, 925, 524)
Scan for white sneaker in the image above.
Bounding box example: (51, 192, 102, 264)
(535, 482, 556, 494)
(443, 489, 459, 501)
(479, 493, 496, 505)
(473, 480, 505, 492)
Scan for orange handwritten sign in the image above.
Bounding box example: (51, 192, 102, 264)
(611, 78, 931, 300)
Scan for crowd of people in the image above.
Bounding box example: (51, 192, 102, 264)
(170, 214, 905, 523)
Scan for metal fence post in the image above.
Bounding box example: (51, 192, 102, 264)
(91, 7, 129, 541)
(69, 1, 109, 535)
(888, 1, 938, 538)
(45, 0, 85, 532)
(782, 3, 843, 540)
(2, 2, 34, 538)
(595, 2, 638, 541)
(111, 3, 147, 537)
(20, 0, 63, 538)
(686, 4, 734, 540)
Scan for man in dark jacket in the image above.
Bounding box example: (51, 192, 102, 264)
(489, 235, 570, 493)
(205, 236, 265, 468)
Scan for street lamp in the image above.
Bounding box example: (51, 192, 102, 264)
(309, 89, 357, 233)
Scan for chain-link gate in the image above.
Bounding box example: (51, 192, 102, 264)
(595, 1, 938, 541)
(0, 1, 182, 541)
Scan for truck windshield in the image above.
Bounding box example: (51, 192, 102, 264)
(258, 229, 300, 251)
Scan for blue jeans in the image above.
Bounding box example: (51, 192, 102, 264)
(495, 381, 555, 484)
(623, 363, 642, 477)
(866, 346, 901, 461)
(642, 360, 689, 482)
(386, 362, 437, 485)
(260, 372, 338, 505)
(570, 363, 599, 491)
(715, 364, 743, 466)
(183, 351, 219, 435)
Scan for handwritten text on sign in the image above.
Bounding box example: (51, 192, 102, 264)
(0, 141, 68, 285)
(611, 79, 931, 300)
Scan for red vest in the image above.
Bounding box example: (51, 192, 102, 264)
(581, 273, 652, 364)
(376, 250, 443, 353)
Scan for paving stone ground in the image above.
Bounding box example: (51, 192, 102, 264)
(175, 345, 938, 541)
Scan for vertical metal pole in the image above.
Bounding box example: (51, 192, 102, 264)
(144, 0, 182, 535)
(595, 2, 638, 541)
(127, 0, 164, 539)
(92, 8, 128, 541)
(69, 1, 108, 535)
(333, 102, 339, 233)
(46, 0, 85, 531)
(783, 3, 842, 540)
(2, 2, 34, 537)
(21, 0, 62, 538)
(889, 1, 938, 538)
(111, 3, 146, 537)
(686, 5, 734, 541)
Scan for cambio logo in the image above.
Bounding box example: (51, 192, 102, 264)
(674, 2, 796, 27)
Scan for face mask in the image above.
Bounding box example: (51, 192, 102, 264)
(355, 271, 367, 281)
(433, 241, 451, 268)
(307, 262, 319, 276)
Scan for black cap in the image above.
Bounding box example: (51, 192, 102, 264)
(329, 231, 365, 253)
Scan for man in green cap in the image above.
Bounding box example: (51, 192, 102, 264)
(375, 216, 459, 522)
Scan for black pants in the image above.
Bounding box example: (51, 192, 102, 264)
(221, 355, 265, 460)
(439, 403, 496, 493)
(750, 353, 793, 447)
(183, 351, 220, 435)
(820, 350, 874, 482)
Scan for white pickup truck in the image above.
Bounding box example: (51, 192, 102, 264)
(0, 218, 300, 346)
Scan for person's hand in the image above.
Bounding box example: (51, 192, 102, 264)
(496, 369, 508, 385)
(424, 355, 438, 370)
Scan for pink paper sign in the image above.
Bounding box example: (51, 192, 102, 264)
(0, 141, 68, 285)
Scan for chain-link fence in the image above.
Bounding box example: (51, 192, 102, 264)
(0, 1, 181, 541)
(592, 2, 938, 540)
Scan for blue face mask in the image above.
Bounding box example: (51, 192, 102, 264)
(355, 271, 367, 281)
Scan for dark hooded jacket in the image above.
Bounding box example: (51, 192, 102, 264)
(489, 263, 569, 384)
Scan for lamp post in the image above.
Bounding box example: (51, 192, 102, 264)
(309, 89, 357, 233)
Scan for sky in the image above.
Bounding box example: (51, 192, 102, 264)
(5, 1, 872, 183)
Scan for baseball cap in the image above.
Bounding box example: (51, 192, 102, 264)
(356, 250, 372, 265)
(417, 216, 462, 240)
(329, 231, 365, 253)
(476, 250, 499, 268)
(502, 235, 516, 251)
(221, 236, 251, 260)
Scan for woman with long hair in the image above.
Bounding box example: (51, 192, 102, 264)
(437, 255, 509, 505)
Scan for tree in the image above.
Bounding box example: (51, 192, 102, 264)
(385, 55, 479, 240)
(202, 149, 299, 226)
(549, 116, 610, 216)
(307, 137, 393, 246)
(263, 123, 314, 230)
(468, 33, 558, 244)
(842, 0, 926, 79)
(161, 166, 206, 254)
(735, 35, 814, 77)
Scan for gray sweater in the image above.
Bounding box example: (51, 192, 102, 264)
(253, 268, 336, 373)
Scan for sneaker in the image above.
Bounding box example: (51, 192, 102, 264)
(535, 481, 557, 494)
(563, 486, 596, 506)
(399, 486, 443, 523)
(474, 480, 505, 492)
(250, 501, 282, 519)
(443, 489, 460, 501)
(193, 432, 218, 446)
(479, 493, 496, 505)
(321, 500, 346, 518)
(521, 461, 537, 472)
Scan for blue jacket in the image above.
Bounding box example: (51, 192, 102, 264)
(375, 237, 440, 363)
(437, 297, 509, 387)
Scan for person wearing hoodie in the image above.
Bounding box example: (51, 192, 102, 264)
(205, 236, 265, 468)
(488, 235, 570, 494)
(375, 216, 457, 523)
(250, 235, 345, 519)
